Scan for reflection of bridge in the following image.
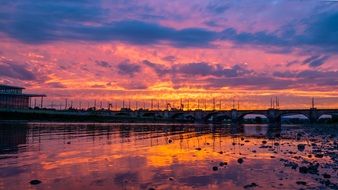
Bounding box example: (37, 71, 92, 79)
(113, 108, 338, 123)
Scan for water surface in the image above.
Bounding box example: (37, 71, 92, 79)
(0, 122, 337, 190)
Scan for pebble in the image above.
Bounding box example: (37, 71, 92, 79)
(307, 164, 319, 174)
(30, 180, 41, 185)
(299, 166, 308, 174)
(323, 173, 331, 179)
(297, 144, 306, 152)
(244, 183, 258, 188)
(237, 158, 244, 164)
(212, 166, 218, 171)
(195, 147, 201, 151)
(262, 140, 267, 144)
(296, 181, 307, 185)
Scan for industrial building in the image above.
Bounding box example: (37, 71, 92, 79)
(0, 84, 46, 109)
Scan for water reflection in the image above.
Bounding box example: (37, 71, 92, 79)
(0, 122, 336, 190)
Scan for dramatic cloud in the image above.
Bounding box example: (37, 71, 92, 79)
(273, 70, 338, 88)
(96, 60, 112, 68)
(1, 0, 337, 54)
(118, 61, 141, 76)
(142, 59, 338, 90)
(302, 55, 330, 67)
(0, 0, 338, 107)
(143, 60, 250, 78)
(0, 61, 36, 81)
(46, 82, 67, 88)
(174, 63, 250, 77)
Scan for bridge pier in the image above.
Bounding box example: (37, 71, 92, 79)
(193, 111, 205, 122)
(309, 108, 319, 123)
(231, 109, 238, 123)
(267, 109, 280, 124)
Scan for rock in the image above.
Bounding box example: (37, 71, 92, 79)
(30, 180, 41, 185)
(195, 147, 201, 151)
(283, 160, 298, 170)
(315, 154, 324, 158)
(262, 140, 267, 144)
(168, 139, 173, 143)
(219, 162, 227, 167)
(307, 164, 319, 174)
(148, 188, 156, 190)
(237, 158, 244, 164)
(241, 137, 245, 141)
(169, 177, 174, 181)
(274, 143, 280, 146)
(296, 181, 307, 185)
(67, 141, 71, 144)
(218, 151, 223, 154)
(244, 183, 258, 188)
(297, 144, 306, 152)
(245, 140, 250, 143)
(323, 173, 331, 179)
(299, 166, 308, 174)
(212, 166, 218, 171)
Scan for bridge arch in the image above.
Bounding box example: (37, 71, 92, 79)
(277, 113, 310, 124)
(317, 112, 338, 123)
(204, 112, 231, 123)
(237, 113, 269, 124)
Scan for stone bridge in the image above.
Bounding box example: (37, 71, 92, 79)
(111, 108, 338, 123)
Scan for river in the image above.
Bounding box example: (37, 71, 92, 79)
(0, 122, 337, 190)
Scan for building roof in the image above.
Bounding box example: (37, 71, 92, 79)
(0, 93, 46, 97)
(0, 84, 25, 90)
(0, 84, 46, 97)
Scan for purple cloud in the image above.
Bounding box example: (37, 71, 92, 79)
(118, 61, 141, 76)
(0, 61, 36, 81)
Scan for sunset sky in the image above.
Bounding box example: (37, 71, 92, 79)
(0, 0, 337, 109)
